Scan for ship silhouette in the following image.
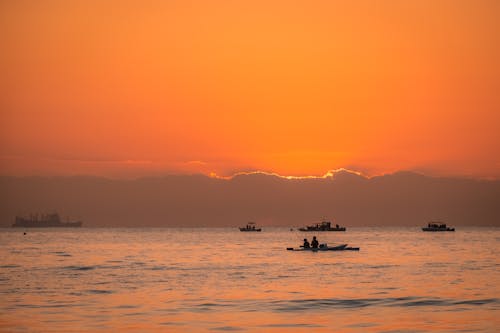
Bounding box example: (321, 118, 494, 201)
(12, 213, 82, 228)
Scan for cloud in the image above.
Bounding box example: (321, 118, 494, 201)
(209, 168, 365, 180)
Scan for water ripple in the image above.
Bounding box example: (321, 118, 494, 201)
(210, 326, 244, 331)
(180, 296, 499, 314)
(260, 323, 324, 328)
(85, 289, 114, 295)
(62, 265, 96, 271)
(270, 297, 499, 311)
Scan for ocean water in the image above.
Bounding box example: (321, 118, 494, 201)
(0, 227, 498, 332)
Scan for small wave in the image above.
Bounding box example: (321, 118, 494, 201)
(175, 297, 499, 314)
(150, 266, 167, 271)
(189, 302, 233, 313)
(260, 323, 324, 328)
(397, 299, 448, 307)
(390, 297, 498, 307)
(63, 265, 96, 271)
(85, 289, 114, 295)
(271, 297, 500, 312)
(132, 261, 146, 266)
(53, 252, 72, 257)
(159, 321, 188, 326)
(198, 302, 231, 308)
(92, 281, 111, 285)
(453, 299, 498, 306)
(366, 264, 400, 269)
(123, 312, 147, 316)
(210, 326, 244, 331)
(0, 264, 20, 269)
(115, 304, 139, 309)
(423, 262, 451, 267)
(272, 298, 376, 311)
(345, 322, 379, 328)
(96, 265, 122, 269)
(16, 303, 75, 309)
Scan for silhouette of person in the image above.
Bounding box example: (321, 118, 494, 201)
(303, 238, 310, 248)
(311, 236, 319, 248)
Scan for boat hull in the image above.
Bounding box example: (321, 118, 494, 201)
(422, 227, 454, 232)
(286, 244, 353, 251)
(12, 213, 82, 228)
(298, 228, 346, 232)
(12, 221, 82, 228)
(239, 228, 262, 232)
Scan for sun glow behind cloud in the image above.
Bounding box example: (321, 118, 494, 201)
(209, 168, 364, 181)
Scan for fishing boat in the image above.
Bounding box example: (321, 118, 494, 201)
(298, 221, 346, 232)
(239, 222, 261, 232)
(12, 213, 82, 228)
(422, 222, 455, 232)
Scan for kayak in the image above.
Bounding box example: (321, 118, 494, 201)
(287, 244, 350, 251)
(286, 245, 360, 251)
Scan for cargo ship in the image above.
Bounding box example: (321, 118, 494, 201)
(12, 213, 82, 228)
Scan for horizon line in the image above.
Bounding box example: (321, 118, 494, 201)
(1, 168, 498, 181)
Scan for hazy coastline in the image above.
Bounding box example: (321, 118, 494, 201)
(2, 171, 499, 228)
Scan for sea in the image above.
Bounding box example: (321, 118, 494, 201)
(0, 227, 498, 332)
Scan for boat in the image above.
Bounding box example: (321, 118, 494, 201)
(12, 213, 82, 228)
(286, 244, 360, 251)
(422, 222, 455, 232)
(298, 221, 346, 232)
(239, 222, 261, 232)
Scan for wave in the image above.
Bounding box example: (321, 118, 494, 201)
(52, 251, 72, 257)
(209, 326, 244, 331)
(186, 297, 499, 313)
(62, 265, 96, 271)
(85, 289, 114, 295)
(259, 323, 324, 328)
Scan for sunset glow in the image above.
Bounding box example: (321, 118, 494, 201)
(209, 168, 363, 180)
(1, 0, 499, 178)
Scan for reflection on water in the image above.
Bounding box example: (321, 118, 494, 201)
(0, 227, 499, 332)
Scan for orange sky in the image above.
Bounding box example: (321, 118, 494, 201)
(1, 0, 499, 178)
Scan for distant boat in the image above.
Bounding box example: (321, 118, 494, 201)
(299, 221, 346, 232)
(422, 222, 455, 232)
(12, 213, 82, 228)
(239, 222, 261, 232)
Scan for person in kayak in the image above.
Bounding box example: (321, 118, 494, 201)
(303, 238, 310, 248)
(311, 236, 319, 248)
